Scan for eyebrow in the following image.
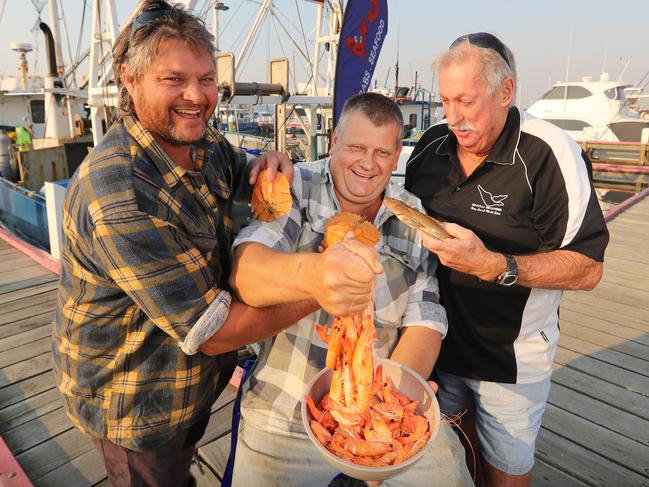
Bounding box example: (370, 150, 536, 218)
(156, 69, 216, 77)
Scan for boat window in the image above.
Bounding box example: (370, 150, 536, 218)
(541, 86, 592, 100)
(544, 119, 592, 131)
(608, 121, 649, 142)
(30, 100, 45, 124)
(604, 87, 625, 100)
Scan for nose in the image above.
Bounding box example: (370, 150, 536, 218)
(445, 102, 460, 126)
(183, 78, 207, 104)
(357, 149, 375, 169)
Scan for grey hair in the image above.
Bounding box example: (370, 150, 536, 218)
(433, 37, 517, 104)
(336, 92, 404, 146)
(112, 1, 215, 118)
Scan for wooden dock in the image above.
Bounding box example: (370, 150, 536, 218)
(1, 195, 648, 486)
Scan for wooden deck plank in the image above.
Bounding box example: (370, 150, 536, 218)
(1, 257, 48, 273)
(0, 294, 58, 326)
(536, 429, 649, 487)
(0, 353, 53, 388)
(14, 425, 96, 481)
(542, 403, 649, 478)
(0, 371, 57, 409)
(532, 460, 591, 487)
(0, 324, 53, 354)
(547, 382, 649, 447)
(198, 434, 230, 481)
(33, 447, 107, 487)
(0, 281, 58, 307)
(550, 366, 649, 420)
(561, 298, 649, 333)
(0, 388, 62, 435)
(554, 347, 649, 396)
(0, 336, 52, 368)
(557, 334, 649, 376)
(0, 268, 56, 287)
(559, 321, 649, 360)
(192, 459, 222, 487)
(0, 274, 58, 297)
(0, 311, 56, 340)
(3, 407, 72, 456)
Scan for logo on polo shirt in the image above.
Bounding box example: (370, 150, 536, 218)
(471, 185, 508, 215)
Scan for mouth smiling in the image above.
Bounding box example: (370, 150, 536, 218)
(174, 107, 202, 119)
(351, 168, 375, 181)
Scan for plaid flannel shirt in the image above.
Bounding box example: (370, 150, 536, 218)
(233, 158, 447, 436)
(52, 115, 247, 451)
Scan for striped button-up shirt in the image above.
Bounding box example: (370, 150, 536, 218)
(52, 115, 246, 450)
(233, 158, 447, 436)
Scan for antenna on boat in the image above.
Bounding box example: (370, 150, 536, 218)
(563, 26, 573, 111)
(394, 23, 400, 96)
(617, 58, 630, 82)
(601, 41, 608, 76)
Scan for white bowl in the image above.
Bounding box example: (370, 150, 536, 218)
(301, 358, 441, 481)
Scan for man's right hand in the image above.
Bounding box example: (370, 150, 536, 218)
(311, 237, 383, 316)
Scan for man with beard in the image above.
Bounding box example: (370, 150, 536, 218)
(52, 2, 374, 486)
(405, 33, 609, 486)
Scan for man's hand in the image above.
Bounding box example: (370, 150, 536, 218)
(422, 223, 504, 282)
(248, 150, 294, 185)
(311, 237, 384, 315)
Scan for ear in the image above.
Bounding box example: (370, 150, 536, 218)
(121, 64, 135, 94)
(500, 77, 515, 107)
(329, 129, 339, 156)
(392, 144, 403, 171)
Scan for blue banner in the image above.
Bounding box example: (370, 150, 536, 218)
(333, 0, 388, 127)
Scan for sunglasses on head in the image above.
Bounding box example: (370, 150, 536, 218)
(129, 2, 174, 43)
(450, 32, 511, 68)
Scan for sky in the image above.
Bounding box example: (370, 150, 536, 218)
(0, 0, 648, 109)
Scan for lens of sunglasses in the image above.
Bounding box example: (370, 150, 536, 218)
(130, 4, 173, 43)
(450, 32, 511, 68)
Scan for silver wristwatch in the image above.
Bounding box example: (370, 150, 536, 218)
(497, 254, 518, 286)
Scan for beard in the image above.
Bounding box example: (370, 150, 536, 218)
(148, 116, 207, 146)
(153, 119, 208, 146)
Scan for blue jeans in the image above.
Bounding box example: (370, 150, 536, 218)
(435, 370, 552, 475)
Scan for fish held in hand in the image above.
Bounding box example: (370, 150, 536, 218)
(384, 197, 451, 240)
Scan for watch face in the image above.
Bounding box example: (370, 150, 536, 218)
(501, 273, 517, 286)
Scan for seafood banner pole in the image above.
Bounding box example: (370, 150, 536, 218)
(332, 0, 388, 127)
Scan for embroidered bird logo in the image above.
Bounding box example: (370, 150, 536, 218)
(478, 185, 508, 208)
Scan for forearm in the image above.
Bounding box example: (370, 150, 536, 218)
(230, 242, 318, 306)
(390, 327, 442, 380)
(482, 249, 603, 290)
(198, 299, 319, 355)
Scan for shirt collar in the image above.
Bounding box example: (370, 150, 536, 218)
(435, 106, 522, 165)
(123, 114, 221, 187)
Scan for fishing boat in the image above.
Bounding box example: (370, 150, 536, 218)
(526, 73, 649, 143)
(0, 2, 92, 252)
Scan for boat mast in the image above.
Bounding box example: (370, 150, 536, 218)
(47, 0, 65, 81)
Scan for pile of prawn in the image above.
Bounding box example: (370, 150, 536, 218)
(306, 212, 431, 467)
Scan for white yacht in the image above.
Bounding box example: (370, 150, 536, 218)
(527, 73, 649, 143)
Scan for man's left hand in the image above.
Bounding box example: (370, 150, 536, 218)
(248, 150, 294, 185)
(422, 223, 504, 282)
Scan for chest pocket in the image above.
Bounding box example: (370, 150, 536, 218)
(374, 245, 419, 330)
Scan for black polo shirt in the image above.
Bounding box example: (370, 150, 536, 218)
(405, 107, 608, 384)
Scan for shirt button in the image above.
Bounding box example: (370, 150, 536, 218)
(455, 186, 461, 192)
